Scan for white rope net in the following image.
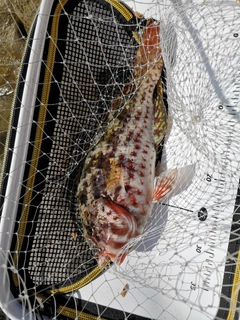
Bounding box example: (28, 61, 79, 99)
(0, 0, 240, 319)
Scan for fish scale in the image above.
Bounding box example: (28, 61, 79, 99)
(77, 19, 175, 266)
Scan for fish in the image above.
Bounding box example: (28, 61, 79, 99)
(76, 19, 178, 267)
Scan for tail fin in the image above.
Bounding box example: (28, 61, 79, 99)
(135, 19, 162, 78)
(141, 19, 161, 53)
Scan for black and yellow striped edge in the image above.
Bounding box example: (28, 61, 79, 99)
(56, 306, 106, 320)
(49, 260, 110, 295)
(10, 0, 139, 298)
(226, 250, 240, 320)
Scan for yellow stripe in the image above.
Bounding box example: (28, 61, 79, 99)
(132, 31, 141, 44)
(57, 306, 106, 320)
(50, 261, 110, 294)
(105, 0, 133, 20)
(227, 249, 240, 320)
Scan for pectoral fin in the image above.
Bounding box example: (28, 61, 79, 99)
(152, 168, 178, 203)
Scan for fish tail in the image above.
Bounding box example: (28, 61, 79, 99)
(135, 19, 162, 74)
(141, 19, 161, 52)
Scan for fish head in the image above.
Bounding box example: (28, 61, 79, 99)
(84, 197, 137, 267)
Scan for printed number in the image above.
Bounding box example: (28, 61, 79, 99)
(206, 174, 212, 182)
(196, 245, 202, 253)
(190, 281, 196, 290)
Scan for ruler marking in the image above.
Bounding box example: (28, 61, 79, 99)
(207, 246, 214, 251)
(205, 251, 214, 256)
(209, 237, 215, 241)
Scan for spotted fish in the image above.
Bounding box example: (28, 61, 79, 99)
(76, 19, 177, 267)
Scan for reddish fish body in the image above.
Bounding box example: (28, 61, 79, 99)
(77, 20, 174, 266)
